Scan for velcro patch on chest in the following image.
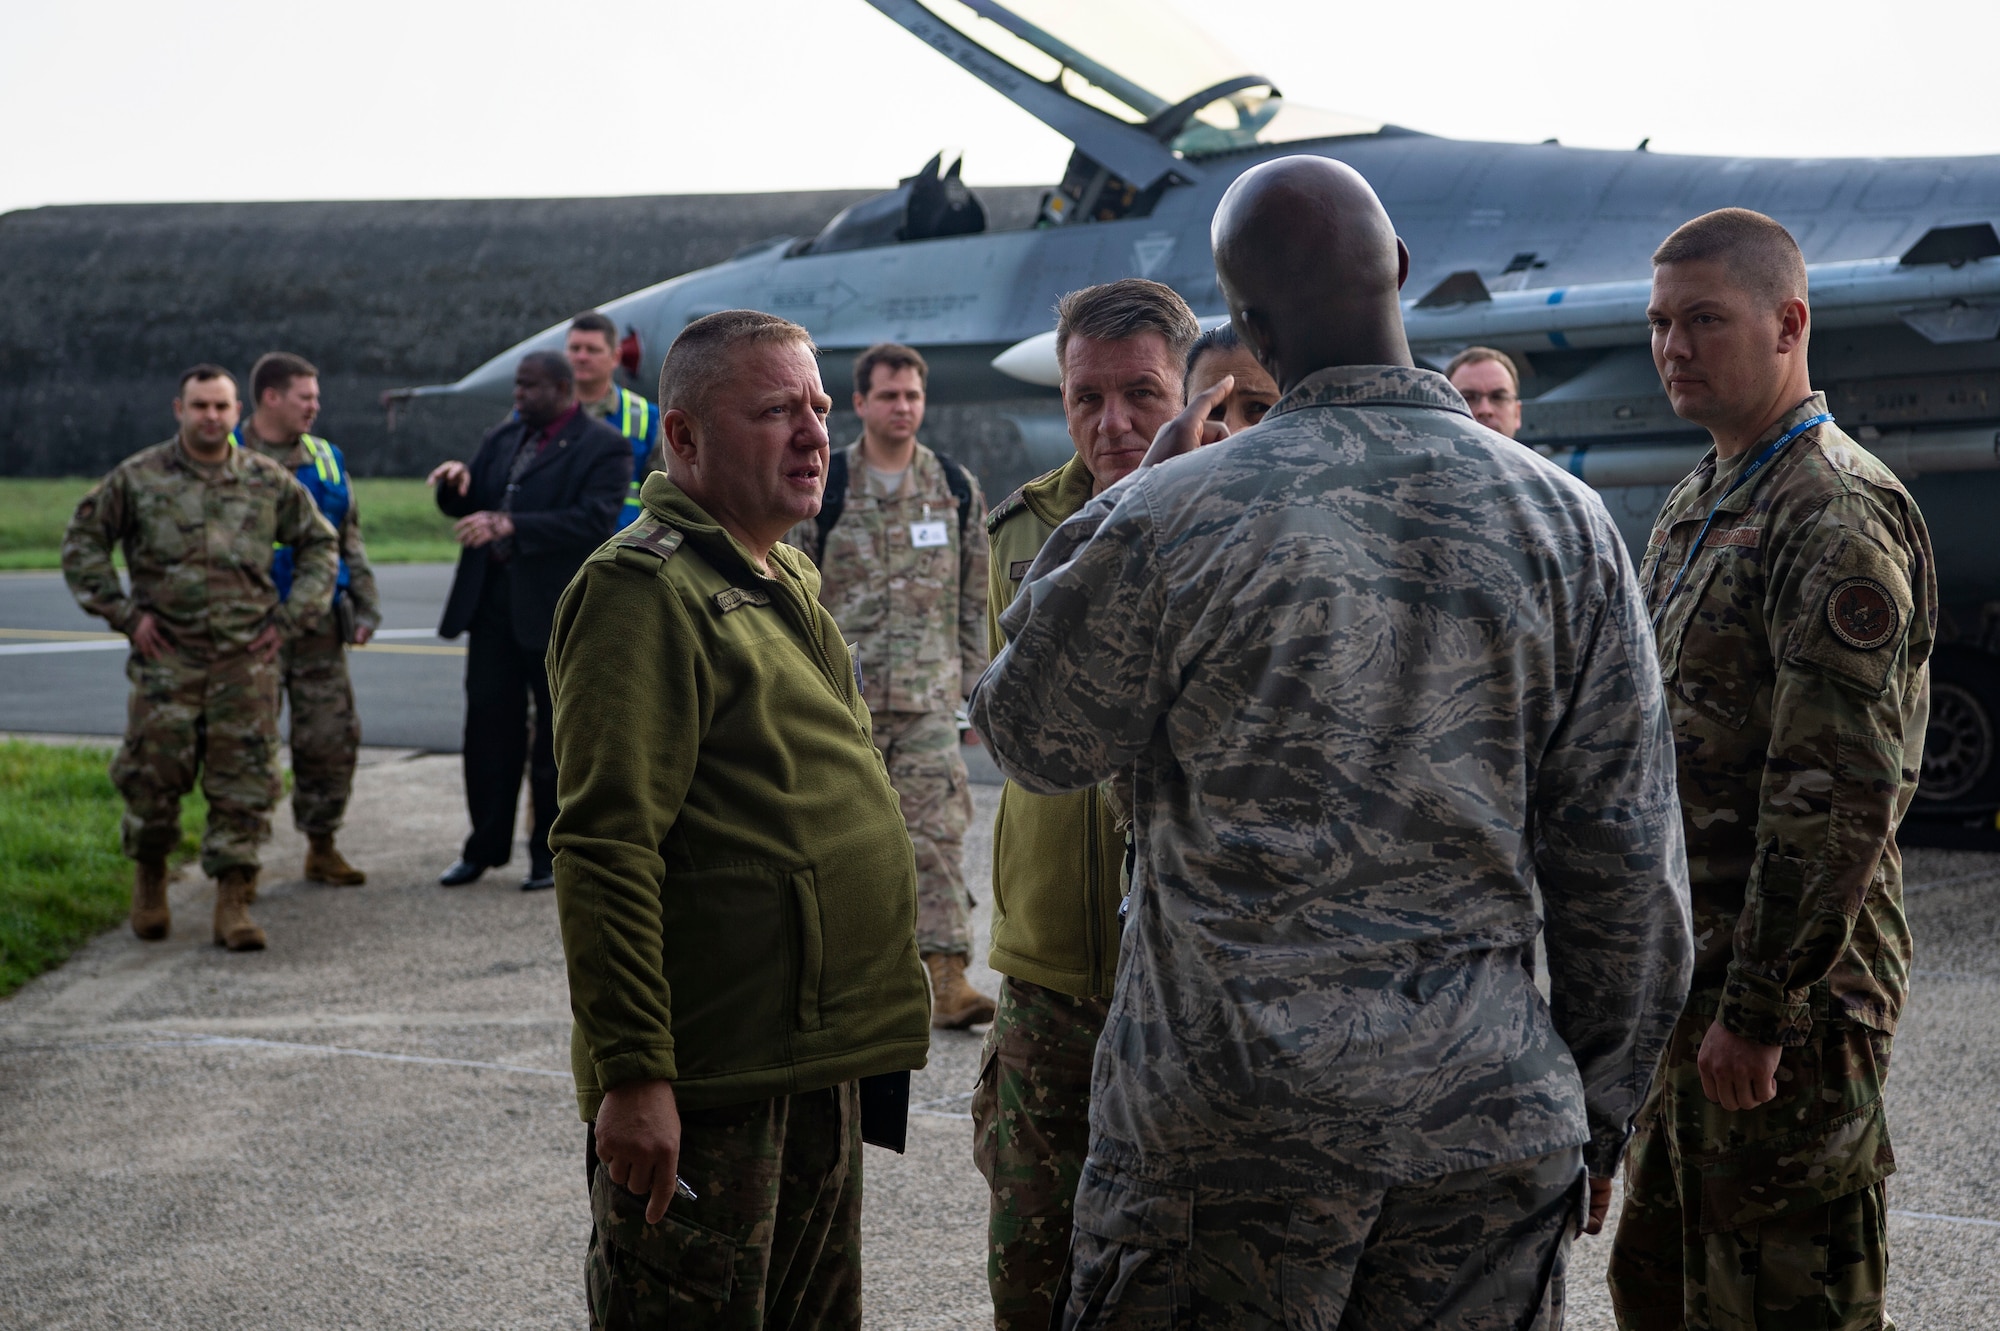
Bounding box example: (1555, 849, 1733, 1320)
(1709, 525, 1762, 550)
(713, 586, 771, 614)
(1009, 559, 1033, 581)
(1825, 577, 1898, 650)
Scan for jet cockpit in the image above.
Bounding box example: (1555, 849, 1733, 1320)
(799, 0, 1384, 256)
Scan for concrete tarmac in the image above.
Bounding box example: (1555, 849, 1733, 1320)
(2, 753, 1997, 1328)
(0, 565, 467, 751)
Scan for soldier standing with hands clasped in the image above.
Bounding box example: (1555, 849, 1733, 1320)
(786, 342, 994, 1028)
(1608, 209, 1934, 1331)
(234, 351, 380, 886)
(62, 365, 339, 951)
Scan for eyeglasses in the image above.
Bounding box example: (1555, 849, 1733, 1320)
(1459, 390, 1518, 407)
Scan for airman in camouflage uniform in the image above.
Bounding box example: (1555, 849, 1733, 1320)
(238, 352, 381, 886)
(1608, 210, 1933, 1331)
(786, 343, 992, 1029)
(971, 159, 1694, 1328)
(62, 365, 338, 951)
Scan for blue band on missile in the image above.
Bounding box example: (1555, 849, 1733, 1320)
(1547, 289, 1565, 304)
(1563, 447, 1588, 478)
(1548, 330, 1570, 348)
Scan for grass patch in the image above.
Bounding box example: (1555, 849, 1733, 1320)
(0, 478, 92, 564)
(349, 478, 461, 563)
(0, 740, 205, 997)
(0, 477, 459, 570)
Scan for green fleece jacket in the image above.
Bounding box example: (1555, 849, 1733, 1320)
(548, 476, 931, 1119)
(984, 456, 1126, 999)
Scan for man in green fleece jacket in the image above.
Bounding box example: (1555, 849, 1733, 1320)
(972, 279, 1201, 1330)
(547, 310, 931, 1330)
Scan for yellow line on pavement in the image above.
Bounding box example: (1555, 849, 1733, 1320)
(352, 643, 465, 657)
(0, 627, 122, 641)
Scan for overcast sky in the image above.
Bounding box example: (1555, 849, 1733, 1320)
(4, 0, 1996, 217)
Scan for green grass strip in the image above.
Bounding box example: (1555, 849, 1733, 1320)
(0, 477, 461, 570)
(0, 740, 206, 997)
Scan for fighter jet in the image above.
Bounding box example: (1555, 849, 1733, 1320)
(400, 0, 2000, 822)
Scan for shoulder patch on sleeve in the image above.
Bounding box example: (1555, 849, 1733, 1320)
(1826, 577, 1898, 651)
(1785, 534, 1914, 696)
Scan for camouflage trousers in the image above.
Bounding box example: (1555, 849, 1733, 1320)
(585, 1082, 862, 1330)
(972, 976, 1112, 1331)
(279, 623, 360, 836)
(1062, 1146, 1584, 1330)
(1608, 1004, 1895, 1331)
(872, 708, 973, 956)
(111, 643, 281, 877)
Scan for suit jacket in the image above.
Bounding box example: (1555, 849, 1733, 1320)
(437, 408, 631, 653)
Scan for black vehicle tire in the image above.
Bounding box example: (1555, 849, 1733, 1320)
(1915, 645, 2000, 810)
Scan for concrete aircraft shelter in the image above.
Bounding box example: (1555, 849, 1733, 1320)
(0, 188, 1045, 483)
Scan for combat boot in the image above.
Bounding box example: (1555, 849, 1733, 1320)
(304, 834, 367, 886)
(924, 952, 997, 1029)
(212, 868, 268, 951)
(130, 858, 170, 941)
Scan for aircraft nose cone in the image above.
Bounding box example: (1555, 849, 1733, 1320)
(992, 331, 1062, 388)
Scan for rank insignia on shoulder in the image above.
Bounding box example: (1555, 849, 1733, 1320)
(1009, 559, 1033, 581)
(1826, 576, 1898, 650)
(615, 521, 684, 562)
(713, 586, 771, 614)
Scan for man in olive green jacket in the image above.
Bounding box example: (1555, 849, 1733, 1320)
(972, 279, 1201, 1329)
(547, 311, 930, 1331)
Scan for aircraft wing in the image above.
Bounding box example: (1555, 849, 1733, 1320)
(989, 224, 2000, 387)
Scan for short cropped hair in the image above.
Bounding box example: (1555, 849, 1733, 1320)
(518, 349, 575, 385)
(569, 311, 619, 348)
(1054, 279, 1200, 377)
(853, 342, 929, 397)
(1652, 208, 1808, 308)
(658, 310, 816, 425)
(1443, 346, 1519, 393)
(178, 364, 237, 395)
(250, 351, 318, 405)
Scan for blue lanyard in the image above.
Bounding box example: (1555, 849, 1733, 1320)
(1649, 413, 1832, 632)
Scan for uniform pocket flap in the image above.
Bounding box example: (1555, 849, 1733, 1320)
(591, 1168, 738, 1302)
(1697, 1094, 1894, 1234)
(1072, 1161, 1193, 1251)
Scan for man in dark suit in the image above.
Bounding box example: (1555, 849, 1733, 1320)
(427, 351, 629, 890)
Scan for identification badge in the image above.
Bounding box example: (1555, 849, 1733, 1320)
(909, 520, 949, 549)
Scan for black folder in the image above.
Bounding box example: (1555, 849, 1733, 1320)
(858, 1071, 910, 1153)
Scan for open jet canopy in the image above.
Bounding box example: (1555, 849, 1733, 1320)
(867, 0, 1382, 223)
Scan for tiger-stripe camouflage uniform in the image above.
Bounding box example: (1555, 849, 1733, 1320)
(61, 438, 338, 888)
(1608, 395, 1934, 1331)
(970, 365, 1694, 1328)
